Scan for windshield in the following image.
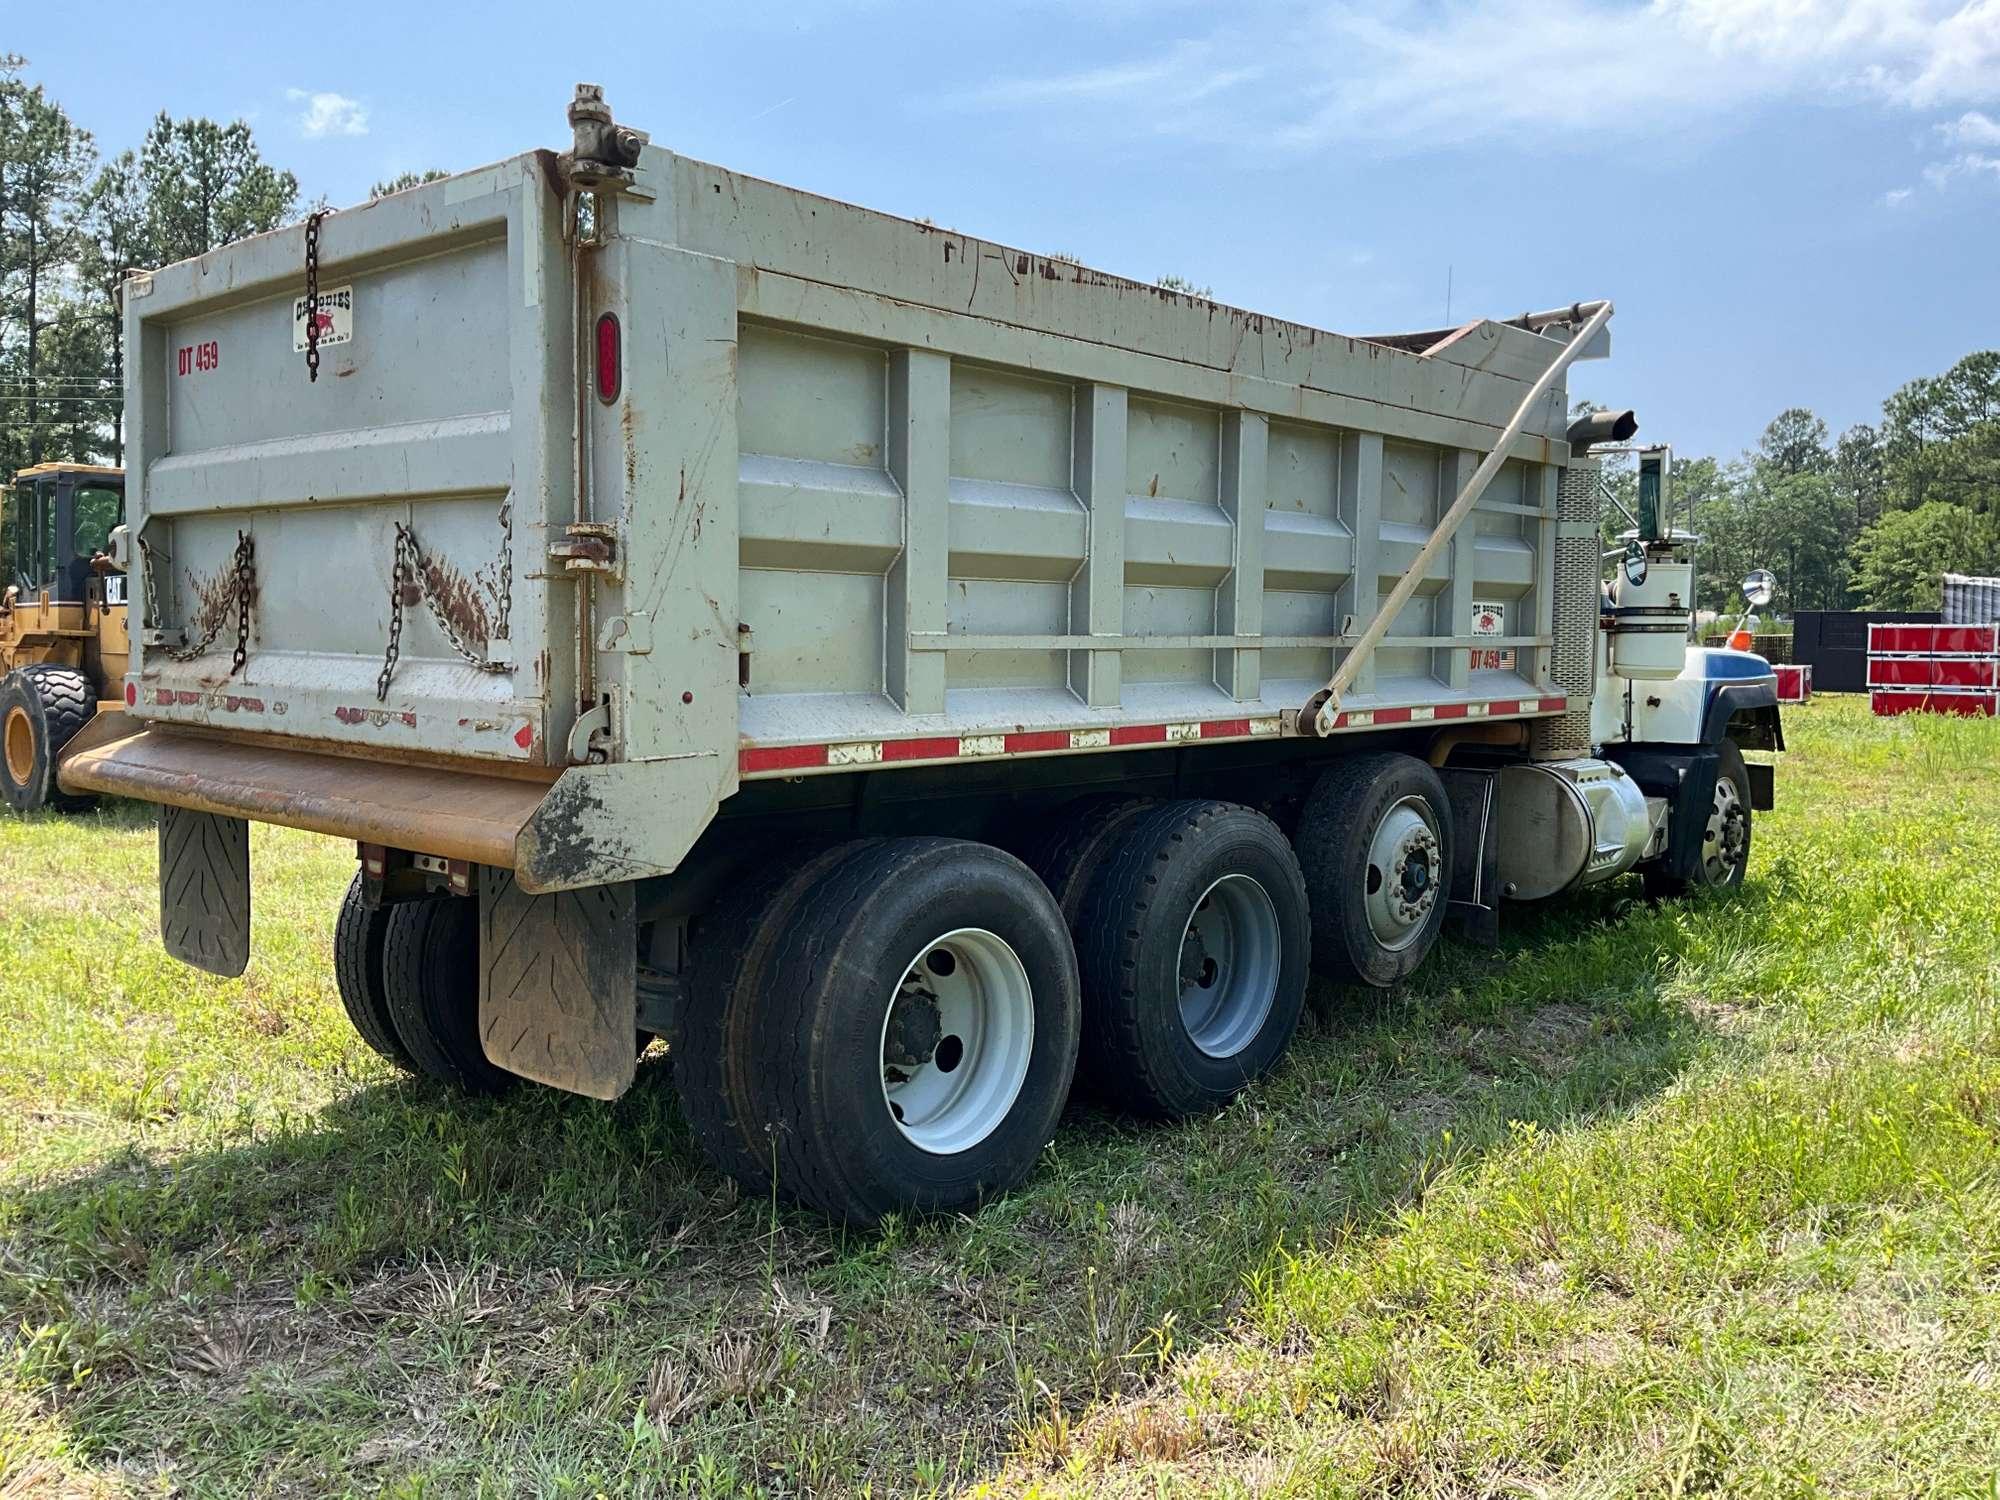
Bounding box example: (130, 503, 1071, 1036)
(71, 485, 121, 558)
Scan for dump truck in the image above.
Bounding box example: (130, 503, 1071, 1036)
(60, 86, 1781, 1224)
(2, 463, 126, 812)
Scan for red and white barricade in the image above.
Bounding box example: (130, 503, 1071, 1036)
(1773, 663, 1812, 703)
(1867, 622, 2000, 718)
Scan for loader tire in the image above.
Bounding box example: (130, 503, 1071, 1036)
(744, 838, 1080, 1226)
(333, 872, 423, 1072)
(380, 895, 514, 1095)
(673, 841, 872, 1194)
(1296, 752, 1452, 988)
(0, 666, 97, 813)
(1073, 800, 1310, 1117)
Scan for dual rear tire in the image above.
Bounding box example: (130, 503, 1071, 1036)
(333, 875, 512, 1095)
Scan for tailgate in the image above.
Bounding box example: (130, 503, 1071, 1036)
(125, 156, 573, 765)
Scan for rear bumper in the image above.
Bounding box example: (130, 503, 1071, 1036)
(57, 712, 549, 869)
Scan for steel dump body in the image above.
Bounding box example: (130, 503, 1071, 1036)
(72, 141, 1595, 891)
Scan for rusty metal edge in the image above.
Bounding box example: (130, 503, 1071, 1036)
(59, 712, 545, 867)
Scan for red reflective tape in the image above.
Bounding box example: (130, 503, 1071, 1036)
(882, 736, 962, 762)
(1005, 730, 1071, 753)
(1372, 707, 1414, 725)
(1110, 724, 1167, 746)
(740, 743, 827, 774)
(1539, 696, 1567, 712)
(1201, 718, 1252, 739)
(1433, 702, 1469, 720)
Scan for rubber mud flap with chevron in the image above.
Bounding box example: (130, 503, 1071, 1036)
(158, 806, 251, 978)
(477, 868, 638, 1100)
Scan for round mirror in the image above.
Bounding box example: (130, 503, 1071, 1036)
(1623, 547, 1649, 588)
(1741, 569, 1776, 609)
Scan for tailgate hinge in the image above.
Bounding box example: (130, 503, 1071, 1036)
(550, 522, 620, 581)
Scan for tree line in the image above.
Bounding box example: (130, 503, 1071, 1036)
(1609, 350, 2000, 615)
(0, 56, 442, 477)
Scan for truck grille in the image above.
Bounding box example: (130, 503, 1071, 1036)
(1533, 464, 1600, 760)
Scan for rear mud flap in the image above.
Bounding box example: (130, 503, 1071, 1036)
(159, 806, 251, 978)
(477, 868, 638, 1100)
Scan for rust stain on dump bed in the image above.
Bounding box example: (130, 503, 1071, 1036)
(417, 552, 494, 648)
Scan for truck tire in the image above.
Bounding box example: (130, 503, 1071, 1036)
(333, 872, 423, 1072)
(674, 841, 872, 1193)
(1015, 795, 1152, 925)
(1073, 800, 1310, 1117)
(1296, 753, 1452, 987)
(380, 895, 514, 1094)
(744, 838, 1079, 1225)
(1644, 740, 1753, 898)
(0, 665, 97, 813)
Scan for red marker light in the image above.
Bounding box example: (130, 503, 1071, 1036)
(595, 313, 620, 404)
(124, 681, 137, 707)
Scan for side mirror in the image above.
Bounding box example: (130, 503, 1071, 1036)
(1741, 569, 1776, 609)
(1622, 541, 1648, 588)
(106, 524, 131, 574)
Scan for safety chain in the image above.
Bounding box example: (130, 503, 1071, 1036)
(303, 208, 328, 383)
(376, 502, 514, 701)
(136, 531, 256, 672)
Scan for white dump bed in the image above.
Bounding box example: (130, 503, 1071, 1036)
(85, 124, 1602, 889)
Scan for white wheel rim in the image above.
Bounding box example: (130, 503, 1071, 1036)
(1363, 795, 1442, 951)
(1703, 776, 1748, 882)
(1177, 874, 1282, 1059)
(879, 927, 1035, 1156)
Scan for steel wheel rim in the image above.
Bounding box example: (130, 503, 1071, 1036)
(1703, 777, 1748, 883)
(4, 706, 35, 784)
(879, 927, 1035, 1156)
(1177, 873, 1282, 1059)
(1364, 795, 1441, 951)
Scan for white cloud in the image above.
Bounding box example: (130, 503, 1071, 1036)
(287, 89, 369, 139)
(1883, 184, 1916, 203)
(946, 1, 2000, 152)
(1938, 107, 2000, 143)
(1922, 148, 2000, 184)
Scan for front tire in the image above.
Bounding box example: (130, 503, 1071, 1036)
(1644, 740, 1753, 898)
(1296, 753, 1453, 987)
(0, 666, 97, 813)
(744, 839, 1080, 1225)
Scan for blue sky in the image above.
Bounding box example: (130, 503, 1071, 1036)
(12, 0, 1998, 460)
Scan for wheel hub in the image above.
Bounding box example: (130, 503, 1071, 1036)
(879, 928, 1035, 1156)
(4, 704, 35, 785)
(1364, 796, 1443, 950)
(1176, 874, 1282, 1060)
(1703, 778, 1748, 881)
(883, 986, 944, 1070)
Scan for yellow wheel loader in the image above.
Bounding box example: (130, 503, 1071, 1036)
(1, 463, 127, 812)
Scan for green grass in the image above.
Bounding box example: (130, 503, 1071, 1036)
(2, 697, 1997, 1496)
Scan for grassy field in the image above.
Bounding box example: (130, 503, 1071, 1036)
(1, 696, 1997, 1497)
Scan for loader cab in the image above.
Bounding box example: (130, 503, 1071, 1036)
(7, 464, 125, 609)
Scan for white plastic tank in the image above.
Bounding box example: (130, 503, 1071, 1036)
(1609, 558, 1693, 681)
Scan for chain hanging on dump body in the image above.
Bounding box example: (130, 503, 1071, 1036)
(376, 503, 514, 701)
(303, 209, 329, 383)
(136, 531, 256, 673)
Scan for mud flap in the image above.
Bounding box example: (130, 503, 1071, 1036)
(477, 868, 638, 1100)
(158, 805, 251, 978)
